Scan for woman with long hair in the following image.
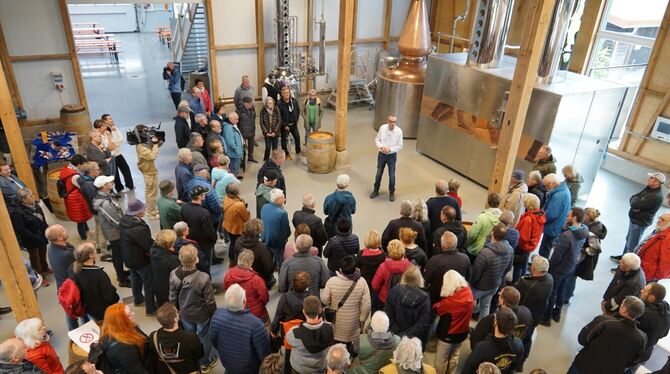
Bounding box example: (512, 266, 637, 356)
(14, 318, 63, 374)
(70, 242, 119, 322)
(99, 303, 153, 373)
(260, 97, 281, 161)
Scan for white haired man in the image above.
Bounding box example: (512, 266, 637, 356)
(279, 234, 330, 297)
(175, 148, 194, 202)
(0, 337, 30, 372)
(350, 311, 400, 374)
(234, 74, 255, 110)
(324, 174, 357, 237)
(210, 283, 270, 373)
(603, 253, 646, 314)
(188, 86, 206, 120)
(538, 173, 572, 258)
(192, 113, 210, 139)
(371, 115, 403, 202)
(261, 188, 291, 270)
(325, 344, 350, 374)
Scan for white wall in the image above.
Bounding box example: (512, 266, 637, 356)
(67, 4, 137, 32)
(0, 0, 81, 119)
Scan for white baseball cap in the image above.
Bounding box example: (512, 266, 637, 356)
(94, 175, 115, 188)
(648, 172, 666, 184)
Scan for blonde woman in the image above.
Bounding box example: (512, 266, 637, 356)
(372, 239, 411, 306)
(260, 96, 280, 161)
(150, 229, 180, 307)
(223, 249, 269, 321)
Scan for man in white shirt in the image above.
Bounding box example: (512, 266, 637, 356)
(370, 115, 403, 202)
(102, 114, 134, 193)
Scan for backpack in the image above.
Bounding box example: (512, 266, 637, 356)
(88, 339, 119, 374)
(58, 276, 85, 319)
(389, 271, 403, 291)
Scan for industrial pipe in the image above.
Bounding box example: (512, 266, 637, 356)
(450, 0, 471, 53)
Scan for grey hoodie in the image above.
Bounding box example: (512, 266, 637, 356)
(93, 191, 123, 241)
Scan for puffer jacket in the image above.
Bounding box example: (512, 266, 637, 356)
(59, 164, 92, 223)
(320, 272, 371, 342)
(638, 300, 670, 361)
(324, 231, 360, 272)
(467, 208, 502, 256)
(323, 190, 357, 234)
(549, 225, 589, 275)
(533, 154, 557, 177)
(119, 215, 154, 270)
(575, 220, 608, 281)
(10, 202, 48, 249)
(514, 273, 554, 321)
(237, 105, 257, 138)
(150, 244, 180, 306)
(432, 221, 468, 255)
(223, 266, 269, 319)
(515, 209, 546, 252)
(260, 107, 280, 136)
(543, 182, 572, 236)
(233, 236, 275, 284)
(638, 226, 670, 282)
(433, 286, 475, 344)
(371, 258, 411, 304)
(271, 289, 310, 334)
(629, 186, 664, 226)
(93, 192, 123, 241)
(500, 181, 528, 226)
(385, 285, 431, 343)
(471, 240, 514, 291)
(169, 267, 216, 323)
(603, 267, 647, 311)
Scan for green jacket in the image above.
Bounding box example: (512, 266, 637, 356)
(349, 332, 399, 374)
(532, 154, 557, 178)
(301, 97, 324, 131)
(467, 208, 502, 256)
(255, 184, 273, 218)
(157, 195, 182, 230)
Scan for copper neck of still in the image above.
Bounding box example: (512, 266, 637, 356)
(398, 0, 431, 60)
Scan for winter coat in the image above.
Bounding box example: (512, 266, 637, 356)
(25, 342, 62, 374)
(433, 286, 474, 344)
(279, 252, 330, 297)
(349, 332, 399, 374)
(603, 267, 647, 311)
(432, 221, 468, 255)
(549, 225, 589, 275)
(255, 183, 273, 218)
(515, 209, 546, 252)
(260, 107, 280, 136)
(237, 105, 257, 138)
(638, 227, 670, 281)
(323, 190, 357, 234)
(426, 195, 462, 234)
(86, 143, 112, 176)
(169, 267, 216, 323)
(292, 207, 329, 250)
(223, 266, 269, 319)
(99, 333, 152, 374)
(222, 196, 250, 235)
(461, 335, 524, 374)
(385, 285, 431, 343)
(321, 273, 371, 342)
(59, 165, 92, 223)
(638, 300, 670, 361)
(136, 143, 160, 175)
(261, 202, 291, 249)
(212, 168, 239, 204)
(357, 248, 387, 287)
(528, 183, 547, 209)
(470, 305, 533, 349)
(575, 220, 607, 281)
(174, 162, 193, 202)
(149, 328, 203, 374)
(514, 273, 553, 321)
(532, 154, 557, 177)
(467, 208, 502, 255)
(120, 215, 154, 270)
(93, 192, 123, 241)
(257, 159, 286, 194)
(574, 315, 647, 374)
(187, 176, 222, 224)
(180, 202, 217, 250)
(156, 195, 181, 231)
(150, 244, 180, 307)
(222, 123, 244, 159)
(210, 308, 270, 374)
(504, 228, 520, 251)
(629, 186, 664, 227)
(371, 258, 411, 304)
(301, 97, 324, 131)
(233, 84, 255, 110)
(79, 177, 97, 214)
(186, 144, 207, 171)
(405, 245, 428, 271)
(471, 240, 514, 292)
(11, 203, 48, 249)
(271, 289, 310, 334)
(278, 96, 301, 125)
(501, 181, 528, 226)
(324, 231, 360, 272)
(543, 183, 572, 236)
(424, 250, 471, 303)
(447, 192, 462, 208)
(233, 236, 275, 284)
(566, 173, 583, 206)
(0, 174, 25, 204)
(286, 321, 334, 374)
(72, 265, 119, 321)
(47, 242, 74, 288)
(174, 116, 190, 149)
(382, 216, 427, 252)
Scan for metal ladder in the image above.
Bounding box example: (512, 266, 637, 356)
(326, 49, 375, 109)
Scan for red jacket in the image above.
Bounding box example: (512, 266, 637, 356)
(223, 266, 269, 319)
(372, 258, 411, 304)
(447, 192, 463, 208)
(638, 227, 670, 282)
(26, 342, 64, 374)
(433, 286, 474, 343)
(515, 209, 546, 252)
(59, 165, 92, 223)
(201, 88, 212, 113)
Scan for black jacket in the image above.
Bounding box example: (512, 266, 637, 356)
(405, 246, 428, 271)
(100, 330, 154, 374)
(120, 215, 154, 269)
(237, 105, 256, 137)
(10, 202, 48, 248)
(576, 220, 608, 281)
(432, 221, 468, 255)
(149, 328, 203, 374)
(277, 96, 300, 125)
(471, 241, 514, 292)
(382, 216, 427, 251)
(271, 289, 310, 334)
(629, 186, 664, 227)
(324, 231, 360, 272)
(356, 249, 387, 287)
(528, 183, 547, 209)
(461, 335, 524, 374)
(70, 265, 119, 321)
(292, 207, 328, 250)
(257, 159, 286, 194)
(426, 195, 462, 234)
(424, 250, 471, 303)
(514, 273, 553, 321)
(603, 268, 647, 311)
(233, 236, 275, 284)
(385, 285, 431, 343)
(150, 244, 181, 306)
(180, 202, 217, 250)
(638, 300, 670, 361)
(174, 116, 190, 149)
(470, 305, 533, 350)
(574, 315, 647, 373)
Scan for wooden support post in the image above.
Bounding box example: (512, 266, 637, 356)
(0, 23, 22, 110)
(352, 0, 358, 44)
(58, 0, 88, 110)
(204, 0, 220, 101)
(568, 0, 605, 74)
(305, 0, 313, 92)
(256, 0, 266, 93)
(335, 0, 356, 155)
(488, 0, 557, 196)
(383, 0, 393, 49)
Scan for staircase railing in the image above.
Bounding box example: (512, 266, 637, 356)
(172, 3, 199, 63)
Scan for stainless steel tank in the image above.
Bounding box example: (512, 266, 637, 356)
(538, 0, 580, 83)
(467, 0, 515, 68)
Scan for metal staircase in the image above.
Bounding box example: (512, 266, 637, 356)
(172, 3, 209, 78)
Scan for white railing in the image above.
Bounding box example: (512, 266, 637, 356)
(172, 3, 199, 62)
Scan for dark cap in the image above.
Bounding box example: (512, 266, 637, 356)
(263, 170, 278, 182)
(190, 185, 210, 199)
(512, 170, 525, 181)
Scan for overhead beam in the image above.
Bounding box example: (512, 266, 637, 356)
(488, 0, 557, 195)
(335, 0, 356, 152)
(568, 0, 606, 74)
(58, 0, 88, 110)
(0, 21, 22, 110)
(204, 0, 220, 101)
(383, 0, 393, 49)
(255, 0, 266, 92)
(9, 53, 71, 62)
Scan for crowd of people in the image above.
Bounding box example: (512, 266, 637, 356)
(1, 72, 670, 374)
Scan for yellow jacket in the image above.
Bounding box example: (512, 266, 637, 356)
(136, 143, 160, 174)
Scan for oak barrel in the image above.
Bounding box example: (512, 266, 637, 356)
(60, 104, 91, 136)
(67, 340, 87, 365)
(47, 169, 68, 220)
(306, 131, 336, 174)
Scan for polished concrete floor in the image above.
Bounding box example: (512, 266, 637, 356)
(2, 32, 669, 373)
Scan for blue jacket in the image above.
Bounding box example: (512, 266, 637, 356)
(47, 242, 75, 288)
(167, 68, 182, 93)
(323, 190, 357, 232)
(187, 176, 222, 224)
(210, 308, 270, 374)
(261, 202, 291, 249)
(543, 182, 572, 236)
(175, 162, 193, 202)
(223, 123, 244, 159)
(188, 96, 206, 116)
(549, 225, 589, 275)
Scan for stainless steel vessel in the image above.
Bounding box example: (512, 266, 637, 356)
(538, 0, 580, 83)
(467, 0, 515, 68)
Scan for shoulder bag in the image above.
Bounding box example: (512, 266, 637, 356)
(323, 279, 358, 323)
(151, 331, 198, 374)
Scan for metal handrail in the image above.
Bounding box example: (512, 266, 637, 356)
(590, 63, 648, 71)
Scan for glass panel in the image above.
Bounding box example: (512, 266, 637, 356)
(602, 0, 667, 39)
(589, 38, 651, 84)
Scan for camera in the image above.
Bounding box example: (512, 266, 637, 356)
(126, 123, 165, 145)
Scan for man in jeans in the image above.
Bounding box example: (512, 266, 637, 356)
(370, 115, 403, 202)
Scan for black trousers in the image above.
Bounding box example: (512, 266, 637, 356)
(114, 154, 134, 191)
(170, 92, 182, 109)
(109, 240, 129, 283)
(244, 135, 255, 161)
(281, 124, 301, 154)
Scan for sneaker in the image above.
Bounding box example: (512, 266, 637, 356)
(609, 255, 622, 263)
(201, 357, 218, 373)
(552, 313, 561, 323)
(146, 311, 156, 317)
(369, 191, 379, 199)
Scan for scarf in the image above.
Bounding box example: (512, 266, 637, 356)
(341, 269, 361, 282)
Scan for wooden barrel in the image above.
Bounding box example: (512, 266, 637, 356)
(47, 169, 68, 221)
(68, 340, 88, 365)
(462, 221, 473, 231)
(60, 104, 91, 136)
(306, 131, 336, 174)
